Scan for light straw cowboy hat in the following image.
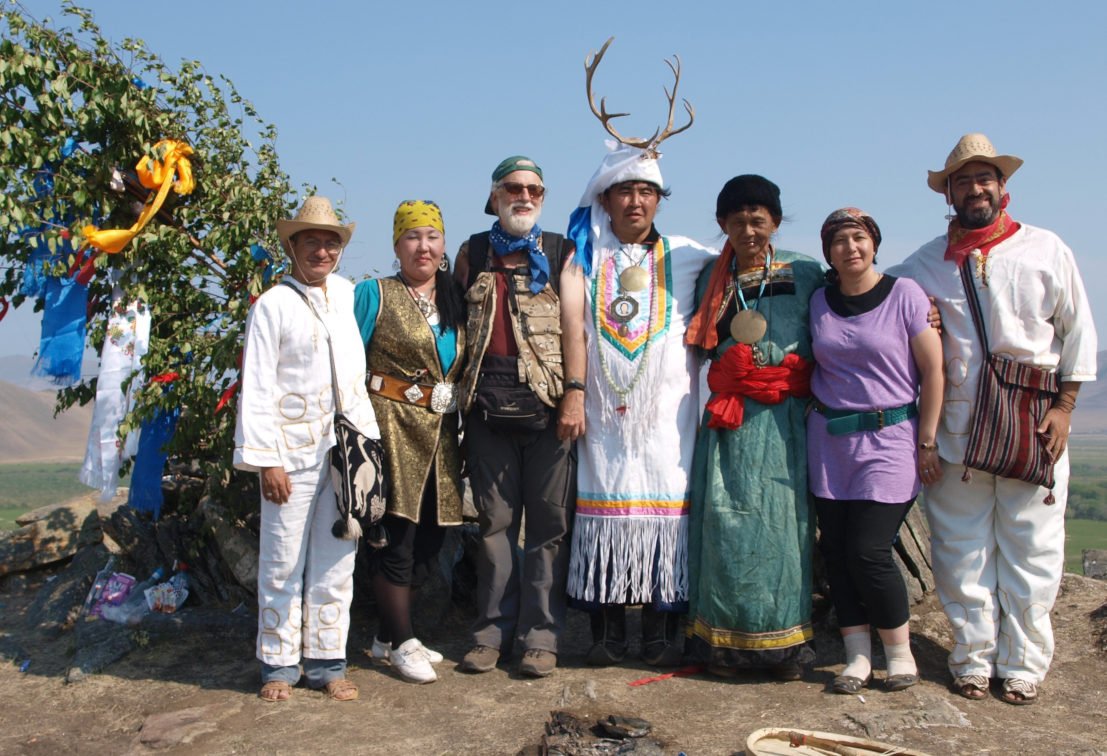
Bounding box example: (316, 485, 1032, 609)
(927, 133, 1024, 194)
(276, 196, 356, 251)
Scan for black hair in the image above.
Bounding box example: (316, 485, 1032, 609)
(603, 180, 672, 200)
(434, 259, 465, 332)
(716, 175, 782, 225)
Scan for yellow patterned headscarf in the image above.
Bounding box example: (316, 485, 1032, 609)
(392, 200, 444, 245)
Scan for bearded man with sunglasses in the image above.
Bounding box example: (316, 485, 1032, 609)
(453, 156, 586, 678)
(889, 133, 1097, 706)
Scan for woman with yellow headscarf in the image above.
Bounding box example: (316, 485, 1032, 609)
(353, 200, 466, 684)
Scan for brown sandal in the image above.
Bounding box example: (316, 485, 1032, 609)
(324, 678, 359, 702)
(259, 680, 292, 702)
(952, 674, 988, 700)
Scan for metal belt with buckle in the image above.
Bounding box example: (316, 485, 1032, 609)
(368, 372, 457, 414)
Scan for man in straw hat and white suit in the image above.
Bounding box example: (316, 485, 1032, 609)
(889, 134, 1097, 705)
(235, 197, 380, 702)
(565, 38, 715, 667)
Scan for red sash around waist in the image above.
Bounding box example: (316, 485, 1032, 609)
(705, 343, 812, 430)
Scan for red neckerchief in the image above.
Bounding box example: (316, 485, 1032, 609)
(944, 193, 1020, 264)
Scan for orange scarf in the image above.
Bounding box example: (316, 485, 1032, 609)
(704, 343, 812, 430)
(685, 240, 740, 350)
(944, 193, 1020, 265)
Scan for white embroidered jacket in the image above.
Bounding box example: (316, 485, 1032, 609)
(233, 275, 380, 473)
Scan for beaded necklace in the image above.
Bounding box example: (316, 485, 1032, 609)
(593, 240, 659, 414)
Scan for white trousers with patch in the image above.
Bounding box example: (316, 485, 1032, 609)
(924, 455, 1068, 684)
(256, 460, 356, 667)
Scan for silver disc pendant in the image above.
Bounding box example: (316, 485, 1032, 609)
(730, 309, 767, 345)
(609, 295, 639, 324)
(619, 265, 651, 293)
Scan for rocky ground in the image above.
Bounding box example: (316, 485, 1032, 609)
(0, 566, 1105, 755)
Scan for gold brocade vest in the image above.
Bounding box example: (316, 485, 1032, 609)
(458, 240, 564, 414)
(365, 277, 464, 525)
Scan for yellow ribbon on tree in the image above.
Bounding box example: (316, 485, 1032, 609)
(82, 139, 195, 254)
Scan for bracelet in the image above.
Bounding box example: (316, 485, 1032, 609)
(564, 379, 586, 393)
(918, 442, 938, 452)
(1053, 398, 1076, 413)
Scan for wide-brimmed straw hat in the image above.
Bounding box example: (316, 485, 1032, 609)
(927, 133, 1023, 194)
(276, 196, 356, 251)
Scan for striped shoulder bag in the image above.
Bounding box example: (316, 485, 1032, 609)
(959, 260, 1059, 497)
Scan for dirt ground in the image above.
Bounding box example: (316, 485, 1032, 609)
(1, 572, 1105, 756)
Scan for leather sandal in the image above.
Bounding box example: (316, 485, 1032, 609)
(952, 674, 989, 700)
(323, 678, 359, 702)
(259, 680, 292, 703)
(831, 673, 871, 694)
(1001, 678, 1038, 706)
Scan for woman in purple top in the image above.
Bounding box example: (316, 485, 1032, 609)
(807, 208, 944, 695)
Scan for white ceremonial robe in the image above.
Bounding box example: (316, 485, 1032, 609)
(889, 223, 1097, 683)
(234, 274, 379, 668)
(569, 235, 715, 605)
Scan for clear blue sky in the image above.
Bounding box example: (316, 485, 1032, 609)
(4, 0, 1105, 358)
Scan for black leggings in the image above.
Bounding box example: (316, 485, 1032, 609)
(370, 477, 447, 588)
(815, 497, 913, 630)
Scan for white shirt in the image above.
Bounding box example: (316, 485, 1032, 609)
(233, 275, 380, 473)
(888, 223, 1097, 462)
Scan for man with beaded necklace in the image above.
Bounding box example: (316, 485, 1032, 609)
(565, 39, 716, 666)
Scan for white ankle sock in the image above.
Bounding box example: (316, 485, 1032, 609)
(841, 632, 872, 680)
(883, 641, 917, 677)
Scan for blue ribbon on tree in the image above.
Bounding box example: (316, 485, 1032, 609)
(127, 406, 180, 518)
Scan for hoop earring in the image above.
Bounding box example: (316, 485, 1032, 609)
(438, 258, 449, 271)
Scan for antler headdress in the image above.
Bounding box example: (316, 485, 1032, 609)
(585, 36, 695, 158)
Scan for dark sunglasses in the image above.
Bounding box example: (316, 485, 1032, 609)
(498, 182, 545, 198)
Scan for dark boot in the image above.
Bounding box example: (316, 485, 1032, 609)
(640, 606, 683, 667)
(586, 605, 628, 666)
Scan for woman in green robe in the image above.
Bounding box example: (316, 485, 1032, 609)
(683, 175, 822, 678)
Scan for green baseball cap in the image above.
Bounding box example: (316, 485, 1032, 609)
(485, 155, 543, 215)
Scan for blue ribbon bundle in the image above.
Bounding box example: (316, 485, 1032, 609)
(127, 407, 180, 518)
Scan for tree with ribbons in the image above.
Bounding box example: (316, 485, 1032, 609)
(0, 2, 294, 517)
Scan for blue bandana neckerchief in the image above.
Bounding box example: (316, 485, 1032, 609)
(489, 221, 548, 294)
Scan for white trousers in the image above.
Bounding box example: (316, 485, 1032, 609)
(256, 460, 357, 667)
(924, 455, 1068, 684)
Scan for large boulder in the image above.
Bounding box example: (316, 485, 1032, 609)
(0, 496, 101, 576)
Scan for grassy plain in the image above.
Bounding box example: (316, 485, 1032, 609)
(0, 462, 92, 531)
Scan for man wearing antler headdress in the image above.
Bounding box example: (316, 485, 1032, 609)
(565, 38, 716, 668)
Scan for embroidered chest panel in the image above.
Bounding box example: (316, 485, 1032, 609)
(593, 237, 672, 360)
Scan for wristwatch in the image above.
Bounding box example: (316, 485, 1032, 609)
(565, 379, 586, 393)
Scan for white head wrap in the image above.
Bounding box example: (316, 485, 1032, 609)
(567, 141, 664, 275)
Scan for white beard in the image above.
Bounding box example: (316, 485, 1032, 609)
(499, 203, 541, 237)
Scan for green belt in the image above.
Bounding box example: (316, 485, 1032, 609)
(813, 400, 918, 436)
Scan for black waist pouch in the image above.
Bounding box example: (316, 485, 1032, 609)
(474, 355, 549, 432)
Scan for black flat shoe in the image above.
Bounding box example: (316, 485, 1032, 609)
(831, 673, 872, 694)
(884, 673, 919, 692)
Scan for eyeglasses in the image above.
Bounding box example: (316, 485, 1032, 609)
(295, 237, 343, 252)
(952, 172, 1000, 190)
(498, 182, 545, 199)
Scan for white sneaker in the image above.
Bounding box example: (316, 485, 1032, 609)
(411, 638, 444, 665)
(372, 637, 443, 665)
(371, 637, 392, 666)
(390, 638, 437, 684)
